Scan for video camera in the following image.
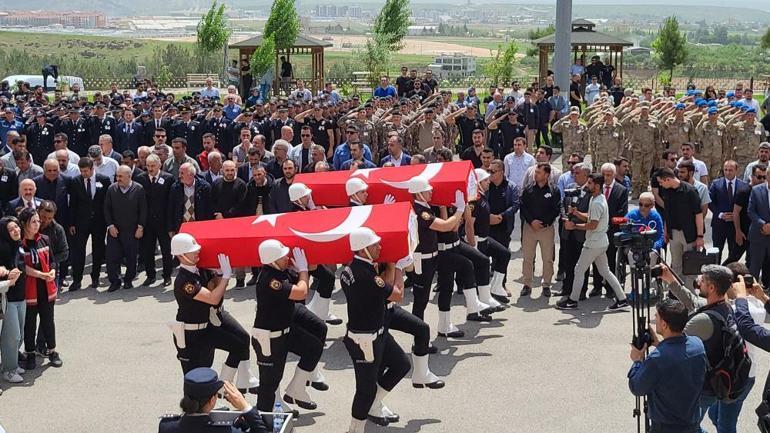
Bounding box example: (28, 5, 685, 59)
(560, 187, 585, 220)
(612, 218, 658, 268)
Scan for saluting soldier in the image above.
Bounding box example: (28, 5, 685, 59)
(622, 102, 659, 199)
(662, 103, 692, 154)
(341, 227, 412, 433)
(551, 107, 587, 164)
(696, 107, 727, 179)
(169, 233, 231, 374)
(588, 110, 624, 165)
(726, 106, 767, 173)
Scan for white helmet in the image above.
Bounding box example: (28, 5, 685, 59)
(349, 227, 381, 252)
(474, 168, 490, 183)
(288, 183, 312, 202)
(170, 233, 201, 256)
(258, 239, 290, 264)
(408, 176, 433, 194)
(345, 177, 369, 196)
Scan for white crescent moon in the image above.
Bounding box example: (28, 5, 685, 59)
(380, 163, 442, 190)
(290, 206, 373, 242)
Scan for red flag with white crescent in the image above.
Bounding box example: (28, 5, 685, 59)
(179, 202, 417, 268)
(294, 161, 478, 207)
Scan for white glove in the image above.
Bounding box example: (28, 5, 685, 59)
(307, 196, 317, 210)
(291, 247, 308, 273)
(383, 194, 396, 205)
(453, 190, 466, 213)
(217, 254, 232, 279)
(395, 254, 414, 271)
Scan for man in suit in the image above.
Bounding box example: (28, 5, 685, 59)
(5, 178, 41, 216)
(709, 160, 749, 264)
(34, 159, 70, 228)
(104, 165, 147, 292)
(379, 134, 412, 167)
(171, 107, 202, 158)
(0, 161, 18, 210)
(67, 157, 110, 291)
(168, 162, 213, 238)
(237, 147, 262, 183)
(134, 154, 174, 287)
(144, 105, 172, 147)
(748, 172, 770, 287)
(115, 109, 144, 153)
(200, 151, 223, 186)
(590, 162, 629, 298)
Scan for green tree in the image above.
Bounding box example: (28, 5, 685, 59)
(372, 0, 410, 51)
(250, 33, 276, 78)
(762, 28, 770, 50)
(264, 0, 300, 52)
(652, 16, 688, 81)
(196, 1, 231, 75)
(484, 41, 518, 86)
(528, 24, 555, 41)
(361, 35, 391, 86)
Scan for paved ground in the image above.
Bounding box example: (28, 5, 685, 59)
(1, 204, 767, 433)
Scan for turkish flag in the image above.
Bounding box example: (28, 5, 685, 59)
(180, 202, 417, 268)
(294, 161, 478, 207)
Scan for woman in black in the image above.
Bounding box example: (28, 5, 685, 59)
(0, 216, 23, 383)
(252, 240, 326, 414)
(18, 208, 61, 369)
(342, 227, 411, 433)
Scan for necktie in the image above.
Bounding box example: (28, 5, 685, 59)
(156, 120, 160, 129)
(727, 181, 733, 204)
(86, 177, 92, 198)
(151, 176, 156, 185)
(26, 201, 33, 209)
(604, 185, 611, 199)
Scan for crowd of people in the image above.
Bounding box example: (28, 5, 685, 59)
(0, 67, 770, 433)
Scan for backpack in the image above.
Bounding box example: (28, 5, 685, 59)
(701, 308, 752, 403)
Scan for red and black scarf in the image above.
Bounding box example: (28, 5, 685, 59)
(22, 234, 56, 305)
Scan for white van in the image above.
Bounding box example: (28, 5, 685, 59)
(2, 74, 85, 92)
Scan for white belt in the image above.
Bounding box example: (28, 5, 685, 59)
(412, 251, 437, 275)
(386, 302, 396, 309)
(475, 236, 487, 242)
(251, 327, 291, 358)
(184, 323, 208, 331)
(252, 327, 291, 339)
(167, 321, 208, 350)
(346, 328, 384, 362)
(209, 306, 224, 327)
(438, 240, 460, 251)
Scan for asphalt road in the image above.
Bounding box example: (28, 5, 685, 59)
(0, 206, 767, 433)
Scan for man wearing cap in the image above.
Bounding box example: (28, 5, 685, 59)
(333, 127, 373, 171)
(589, 109, 624, 167)
(622, 101, 660, 199)
(341, 228, 416, 433)
(25, 111, 55, 165)
(171, 107, 202, 157)
(454, 104, 485, 153)
(552, 107, 587, 165)
(87, 103, 117, 146)
(408, 107, 442, 153)
(158, 367, 268, 433)
(662, 103, 693, 152)
(377, 109, 412, 157)
(0, 107, 23, 149)
(694, 106, 726, 179)
(55, 109, 89, 156)
(727, 107, 767, 172)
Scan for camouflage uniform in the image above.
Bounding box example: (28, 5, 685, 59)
(695, 119, 726, 179)
(727, 120, 767, 173)
(551, 118, 587, 163)
(623, 115, 660, 199)
(662, 117, 693, 155)
(588, 119, 624, 166)
(379, 122, 412, 156)
(348, 119, 378, 156)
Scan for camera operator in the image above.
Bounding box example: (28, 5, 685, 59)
(553, 162, 591, 299)
(628, 298, 707, 433)
(555, 173, 629, 310)
(591, 162, 629, 299)
(656, 167, 705, 288)
(658, 264, 738, 428)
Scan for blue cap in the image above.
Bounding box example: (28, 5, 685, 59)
(707, 107, 718, 115)
(675, 103, 686, 110)
(741, 105, 750, 112)
(696, 99, 708, 107)
(686, 90, 694, 96)
(183, 368, 223, 400)
(746, 107, 757, 114)
(707, 100, 718, 107)
(693, 89, 703, 95)
(726, 91, 735, 98)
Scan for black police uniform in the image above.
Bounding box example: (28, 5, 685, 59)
(289, 203, 337, 302)
(435, 207, 476, 316)
(408, 201, 438, 320)
(304, 117, 333, 154)
(472, 194, 511, 283)
(341, 257, 410, 422)
(25, 121, 55, 165)
(55, 117, 90, 156)
(252, 265, 327, 412)
(158, 407, 268, 433)
(173, 267, 216, 374)
(207, 295, 252, 382)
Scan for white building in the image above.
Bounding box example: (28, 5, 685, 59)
(428, 53, 476, 79)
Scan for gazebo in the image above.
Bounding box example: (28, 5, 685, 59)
(533, 19, 633, 84)
(231, 33, 332, 94)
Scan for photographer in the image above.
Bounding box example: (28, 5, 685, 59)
(628, 298, 707, 433)
(553, 162, 591, 299)
(658, 264, 741, 429)
(555, 173, 629, 310)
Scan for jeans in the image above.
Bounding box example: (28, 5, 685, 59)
(698, 395, 718, 433)
(1, 301, 26, 371)
(707, 376, 756, 433)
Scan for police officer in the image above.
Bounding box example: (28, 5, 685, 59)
(169, 233, 231, 374)
(252, 240, 327, 414)
(158, 367, 269, 433)
(407, 176, 467, 321)
(341, 227, 412, 433)
(345, 177, 446, 389)
(469, 168, 512, 304)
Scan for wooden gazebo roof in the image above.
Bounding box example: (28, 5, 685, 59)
(231, 33, 333, 50)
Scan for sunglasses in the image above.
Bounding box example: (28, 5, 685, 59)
(567, 161, 578, 165)
(301, 134, 311, 137)
(154, 134, 166, 138)
(640, 203, 654, 208)
(53, 139, 63, 143)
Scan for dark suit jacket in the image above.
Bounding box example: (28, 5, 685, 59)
(239, 178, 273, 217)
(115, 121, 144, 153)
(748, 183, 770, 245)
(236, 164, 255, 183)
(605, 182, 629, 235)
(4, 197, 42, 217)
(200, 170, 218, 186)
(168, 179, 214, 232)
(104, 182, 147, 231)
(211, 177, 247, 218)
(144, 118, 172, 147)
(68, 173, 111, 230)
(88, 116, 118, 146)
(0, 167, 18, 207)
(33, 174, 71, 228)
(709, 177, 749, 234)
(171, 120, 202, 157)
(134, 171, 174, 232)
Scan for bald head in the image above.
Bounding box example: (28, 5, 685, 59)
(43, 158, 59, 180)
(19, 178, 36, 200)
(116, 165, 132, 187)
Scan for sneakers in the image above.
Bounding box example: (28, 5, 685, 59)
(520, 285, 532, 297)
(15, 366, 25, 375)
(23, 353, 36, 370)
(608, 299, 630, 311)
(3, 370, 23, 383)
(47, 351, 63, 367)
(325, 314, 343, 326)
(542, 287, 551, 298)
(555, 299, 578, 310)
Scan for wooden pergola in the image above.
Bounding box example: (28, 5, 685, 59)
(533, 19, 633, 85)
(231, 33, 332, 94)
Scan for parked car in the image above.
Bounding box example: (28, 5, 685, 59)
(2, 74, 84, 92)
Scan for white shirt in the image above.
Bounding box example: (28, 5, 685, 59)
(94, 156, 119, 182)
(48, 149, 80, 165)
(503, 151, 536, 189)
(84, 173, 97, 198)
(584, 194, 609, 249)
(740, 98, 761, 116)
(61, 163, 79, 178)
(677, 157, 708, 182)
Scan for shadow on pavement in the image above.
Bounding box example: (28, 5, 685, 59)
(368, 418, 442, 432)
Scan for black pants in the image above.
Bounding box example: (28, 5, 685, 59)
(456, 242, 490, 286)
(174, 327, 215, 375)
(407, 256, 436, 320)
(593, 238, 618, 295)
(141, 223, 173, 280)
(713, 226, 747, 265)
(207, 310, 251, 368)
(535, 126, 551, 147)
(311, 265, 335, 299)
(437, 248, 475, 311)
(478, 238, 510, 274)
(489, 225, 511, 250)
(70, 223, 106, 284)
(562, 239, 588, 297)
(24, 285, 55, 352)
(344, 332, 410, 421)
(106, 230, 138, 285)
(253, 305, 327, 412)
(385, 304, 431, 356)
